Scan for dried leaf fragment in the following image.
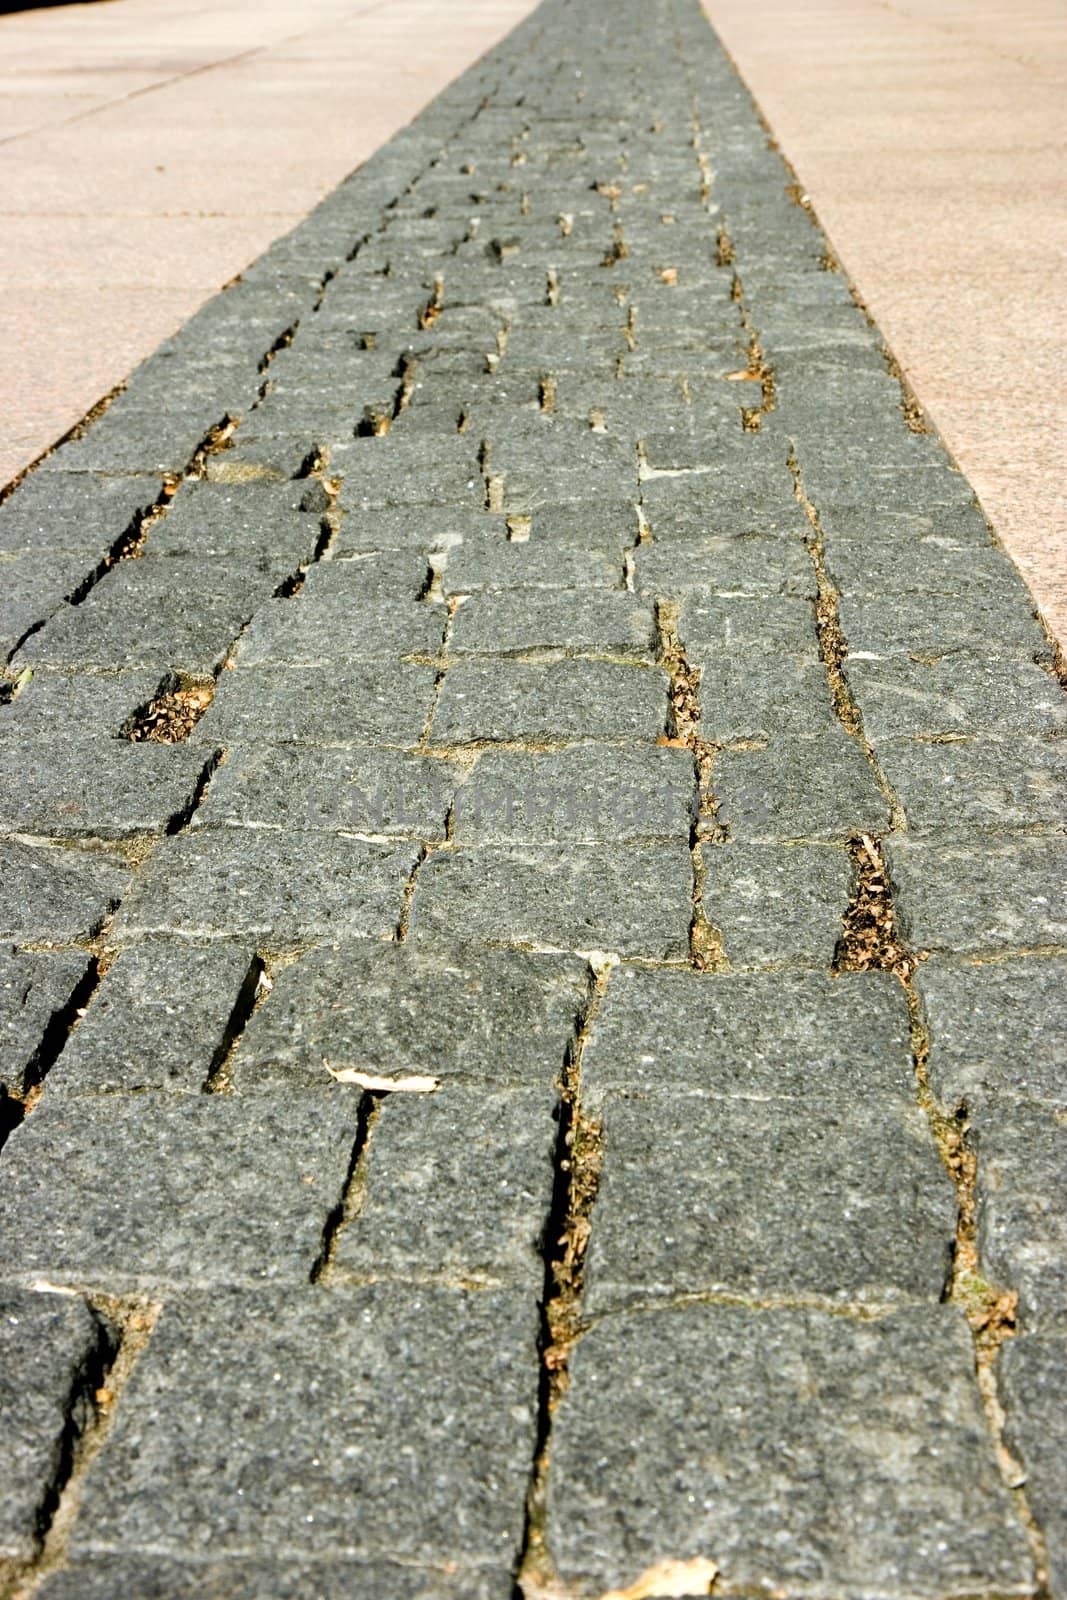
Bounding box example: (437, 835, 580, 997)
(325, 1064, 440, 1094)
(658, 266, 679, 285)
(598, 1558, 719, 1599)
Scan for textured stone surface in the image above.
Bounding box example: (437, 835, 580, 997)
(0, 946, 91, 1095)
(971, 1100, 1067, 1332)
(46, 940, 255, 1097)
(0, 737, 215, 838)
(452, 743, 695, 844)
(410, 844, 693, 958)
(0, 0, 1061, 1580)
(0, 1288, 109, 1561)
(1001, 1334, 1067, 1596)
(547, 1304, 1033, 1597)
(116, 830, 417, 940)
(585, 1087, 954, 1312)
(0, 1096, 360, 1289)
(431, 659, 669, 744)
(887, 836, 1067, 954)
(917, 955, 1067, 1110)
(235, 941, 586, 1090)
(334, 1086, 556, 1288)
(69, 1286, 538, 1568)
(0, 839, 130, 943)
(704, 842, 850, 968)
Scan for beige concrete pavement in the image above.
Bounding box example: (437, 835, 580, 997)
(0, 0, 540, 489)
(702, 0, 1067, 642)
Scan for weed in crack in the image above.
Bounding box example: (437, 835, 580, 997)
(515, 961, 612, 1600)
(655, 601, 727, 972)
(123, 674, 215, 744)
(834, 833, 915, 979)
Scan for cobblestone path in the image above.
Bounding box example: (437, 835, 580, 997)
(1, 1, 1065, 1596)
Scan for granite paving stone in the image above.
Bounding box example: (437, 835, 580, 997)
(584, 1087, 955, 1313)
(0, 946, 92, 1096)
(452, 743, 695, 844)
(196, 744, 453, 837)
(333, 1086, 556, 1288)
(233, 941, 587, 1091)
(45, 940, 256, 1098)
(1000, 1335, 1067, 1596)
(0, 0, 1062, 1583)
(116, 830, 418, 941)
(409, 842, 693, 958)
(67, 1286, 538, 1568)
(0, 1288, 110, 1562)
(193, 662, 437, 748)
(0, 1096, 360, 1290)
(546, 1304, 1033, 1597)
(917, 955, 1067, 1110)
(713, 730, 890, 842)
(430, 659, 669, 744)
(0, 737, 215, 839)
(878, 735, 1066, 833)
(0, 839, 130, 944)
(970, 1101, 1067, 1333)
(704, 841, 851, 968)
(887, 836, 1067, 954)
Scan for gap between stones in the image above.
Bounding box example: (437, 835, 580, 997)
(0, 1294, 160, 1600)
(832, 831, 1051, 1587)
(514, 957, 612, 1600)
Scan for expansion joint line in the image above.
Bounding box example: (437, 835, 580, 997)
(830, 830, 1050, 1586)
(515, 958, 614, 1600)
(787, 450, 905, 831)
(655, 600, 727, 972)
(905, 973, 1051, 1590)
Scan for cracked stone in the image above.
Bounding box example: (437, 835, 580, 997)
(0, 946, 92, 1096)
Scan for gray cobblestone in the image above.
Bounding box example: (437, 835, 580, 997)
(1001, 1334, 1067, 1595)
(887, 836, 1067, 954)
(232, 941, 584, 1096)
(68, 1286, 537, 1569)
(1, 0, 1062, 1581)
(917, 955, 1067, 1110)
(334, 1086, 556, 1288)
(0, 738, 214, 839)
(117, 830, 418, 941)
(547, 1304, 1033, 1596)
(0, 1288, 109, 1561)
(0, 839, 130, 943)
(430, 659, 668, 743)
(46, 940, 255, 1097)
(0, 1096, 359, 1289)
(714, 730, 890, 842)
(705, 841, 850, 968)
(410, 843, 693, 958)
